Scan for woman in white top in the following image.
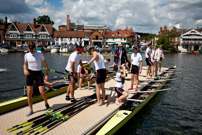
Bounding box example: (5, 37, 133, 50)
(156, 45, 165, 72)
(151, 45, 158, 77)
(87, 47, 106, 106)
(23, 42, 50, 116)
(107, 64, 128, 106)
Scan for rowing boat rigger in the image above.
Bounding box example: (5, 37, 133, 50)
(95, 66, 176, 135)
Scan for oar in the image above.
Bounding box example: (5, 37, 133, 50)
(140, 78, 177, 83)
(128, 88, 171, 94)
(127, 99, 145, 102)
(7, 93, 96, 131)
(43, 68, 88, 80)
(139, 84, 171, 87)
(23, 100, 94, 135)
(31, 101, 96, 135)
(13, 97, 94, 134)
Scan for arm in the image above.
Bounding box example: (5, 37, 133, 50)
(71, 61, 75, 75)
(130, 59, 133, 71)
(44, 79, 58, 86)
(87, 54, 98, 65)
(120, 65, 126, 78)
(79, 60, 83, 68)
(147, 51, 150, 59)
(23, 61, 30, 76)
(162, 51, 165, 59)
(42, 60, 48, 75)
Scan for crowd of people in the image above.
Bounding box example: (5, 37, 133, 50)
(23, 42, 165, 116)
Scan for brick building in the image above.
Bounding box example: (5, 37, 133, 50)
(4, 17, 53, 46)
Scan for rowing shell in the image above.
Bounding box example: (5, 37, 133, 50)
(0, 71, 116, 115)
(96, 66, 176, 135)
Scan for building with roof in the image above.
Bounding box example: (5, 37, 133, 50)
(156, 24, 202, 52)
(4, 17, 53, 46)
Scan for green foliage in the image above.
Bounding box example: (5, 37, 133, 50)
(36, 15, 54, 25)
(0, 18, 4, 25)
(138, 33, 155, 40)
(156, 34, 170, 50)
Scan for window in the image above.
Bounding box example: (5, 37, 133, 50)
(70, 37, 72, 41)
(40, 26, 47, 32)
(10, 34, 17, 38)
(96, 35, 98, 40)
(93, 36, 95, 39)
(118, 34, 121, 36)
(125, 34, 127, 36)
(25, 34, 32, 38)
(99, 36, 102, 40)
(112, 34, 115, 36)
(40, 35, 46, 39)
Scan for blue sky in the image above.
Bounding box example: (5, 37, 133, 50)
(1, 0, 202, 34)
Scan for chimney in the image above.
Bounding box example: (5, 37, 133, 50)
(33, 18, 36, 28)
(160, 27, 162, 32)
(5, 16, 8, 32)
(15, 20, 17, 24)
(67, 15, 70, 30)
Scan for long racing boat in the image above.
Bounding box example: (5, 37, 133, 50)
(95, 66, 176, 135)
(0, 71, 116, 115)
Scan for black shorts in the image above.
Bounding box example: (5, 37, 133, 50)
(80, 68, 85, 74)
(95, 69, 106, 84)
(115, 87, 124, 97)
(160, 58, 162, 61)
(146, 58, 153, 66)
(26, 69, 44, 86)
(87, 69, 91, 74)
(131, 65, 139, 75)
(113, 65, 118, 72)
(65, 70, 78, 82)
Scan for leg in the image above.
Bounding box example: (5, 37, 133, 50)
(87, 74, 91, 90)
(146, 65, 150, 78)
(100, 83, 105, 105)
(70, 81, 75, 98)
(27, 86, 33, 111)
(135, 74, 138, 88)
(129, 74, 134, 90)
(151, 65, 154, 78)
(116, 91, 128, 106)
(78, 74, 84, 90)
(95, 83, 101, 106)
(38, 86, 48, 105)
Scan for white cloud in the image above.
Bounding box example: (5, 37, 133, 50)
(25, 0, 44, 6)
(2, 0, 202, 33)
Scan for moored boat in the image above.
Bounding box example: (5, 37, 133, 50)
(0, 71, 116, 115)
(95, 66, 176, 135)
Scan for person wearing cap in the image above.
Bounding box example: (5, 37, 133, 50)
(107, 64, 128, 106)
(128, 46, 142, 91)
(23, 42, 50, 116)
(114, 42, 129, 70)
(87, 47, 106, 106)
(65, 46, 84, 102)
(145, 44, 154, 79)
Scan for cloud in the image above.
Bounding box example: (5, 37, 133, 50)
(0, 0, 35, 14)
(1, 0, 202, 33)
(25, 0, 44, 6)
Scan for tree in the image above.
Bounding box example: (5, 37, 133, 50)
(156, 34, 170, 50)
(0, 18, 4, 25)
(36, 15, 54, 25)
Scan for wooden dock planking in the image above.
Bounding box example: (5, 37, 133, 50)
(0, 67, 168, 135)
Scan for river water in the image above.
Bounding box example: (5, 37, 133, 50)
(0, 52, 202, 134)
